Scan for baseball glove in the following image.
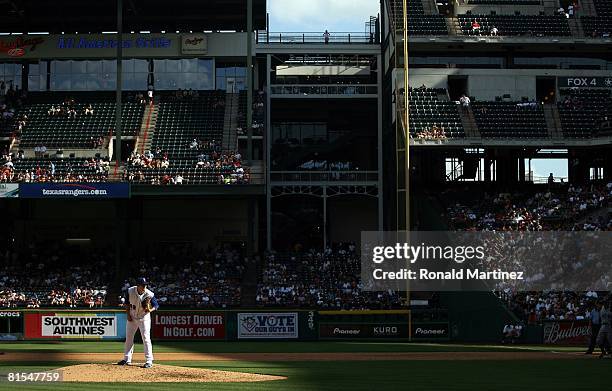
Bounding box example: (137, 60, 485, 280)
(142, 297, 154, 312)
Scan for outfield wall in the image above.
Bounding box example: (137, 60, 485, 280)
(8, 309, 577, 344)
(4, 309, 456, 342)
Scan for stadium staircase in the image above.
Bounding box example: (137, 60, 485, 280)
(542, 0, 560, 15)
(223, 93, 239, 152)
(458, 106, 481, 138)
(579, 0, 598, 17)
(9, 136, 20, 157)
(135, 100, 159, 155)
(421, 0, 438, 15)
(543, 104, 564, 139)
(240, 258, 258, 306)
(447, 18, 461, 36)
(422, 190, 521, 342)
(568, 17, 585, 38)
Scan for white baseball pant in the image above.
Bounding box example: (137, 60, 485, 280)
(123, 315, 154, 364)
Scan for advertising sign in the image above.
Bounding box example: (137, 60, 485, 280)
(151, 312, 225, 340)
(24, 312, 126, 340)
(0, 183, 19, 198)
(411, 323, 450, 340)
(19, 183, 129, 199)
(181, 34, 208, 55)
(237, 312, 298, 339)
(319, 323, 410, 339)
(558, 77, 612, 89)
(543, 320, 591, 345)
(0, 311, 22, 318)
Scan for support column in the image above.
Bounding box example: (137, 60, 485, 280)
(265, 54, 272, 251)
(115, 0, 123, 167)
(246, 0, 253, 163)
(518, 156, 525, 183)
(323, 188, 328, 249)
(377, 54, 383, 232)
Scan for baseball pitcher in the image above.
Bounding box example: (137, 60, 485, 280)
(117, 277, 159, 368)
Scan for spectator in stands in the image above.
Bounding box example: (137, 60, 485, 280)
(84, 104, 94, 116)
(324, 30, 330, 44)
(471, 20, 481, 36)
(416, 125, 447, 140)
(460, 95, 471, 108)
(490, 26, 499, 36)
(568, 4, 574, 18)
(67, 107, 77, 119)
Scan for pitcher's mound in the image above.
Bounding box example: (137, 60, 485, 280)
(57, 363, 287, 383)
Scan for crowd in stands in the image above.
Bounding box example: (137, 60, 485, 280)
(47, 98, 92, 119)
(444, 182, 612, 231)
(0, 243, 110, 308)
(256, 244, 402, 309)
(501, 290, 604, 323)
(124, 244, 246, 308)
(415, 125, 447, 140)
(1, 153, 110, 183)
(0, 81, 26, 138)
(441, 182, 612, 323)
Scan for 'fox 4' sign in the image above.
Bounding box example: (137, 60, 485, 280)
(562, 77, 612, 88)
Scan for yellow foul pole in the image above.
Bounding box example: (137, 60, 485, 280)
(402, 0, 411, 341)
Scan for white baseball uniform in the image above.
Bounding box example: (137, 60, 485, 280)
(123, 286, 155, 364)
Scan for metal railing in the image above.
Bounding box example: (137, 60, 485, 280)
(271, 171, 378, 183)
(270, 84, 378, 96)
(257, 31, 378, 44)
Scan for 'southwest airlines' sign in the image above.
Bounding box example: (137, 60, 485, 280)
(42, 315, 117, 336)
(24, 312, 127, 340)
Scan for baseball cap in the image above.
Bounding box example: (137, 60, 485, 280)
(136, 277, 147, 286)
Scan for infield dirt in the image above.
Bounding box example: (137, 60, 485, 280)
(57, 363, 287, 383)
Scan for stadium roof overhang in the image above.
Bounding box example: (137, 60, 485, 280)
(0, 0, 267, 34)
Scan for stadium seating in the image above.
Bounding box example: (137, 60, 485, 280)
(467, 0, 540, 4)
(9, 157, 109, 182)
(130, 245, 244, 307)
(390, 0, 449, 35)
(472, 101, 547, 138)
(558, 89, 612, 138)
(152, 92, 225, 158)
(408, 88, 466, 138)
(582, 1, 612, 37)
(0, 243, 110, 308)
(127, 91, 248, 185)
(458, 14, 571, 37)
(256, 245, 402, 309)
(18, 98, 144, 149)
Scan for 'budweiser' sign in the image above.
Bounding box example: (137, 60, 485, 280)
(543, 321, 591, 345)
(0, 36, 45, 57)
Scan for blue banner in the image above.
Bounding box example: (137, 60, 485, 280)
(19, 183, 130, 199)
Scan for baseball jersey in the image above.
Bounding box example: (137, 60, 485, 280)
(127, 286, 155, 320)
(600, 308, 611, 332)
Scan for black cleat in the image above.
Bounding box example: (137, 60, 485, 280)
(117, 360, 130, 366)
(142, 362, 153, 368)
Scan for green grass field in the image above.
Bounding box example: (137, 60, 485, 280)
(0, 342, 608, 390)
